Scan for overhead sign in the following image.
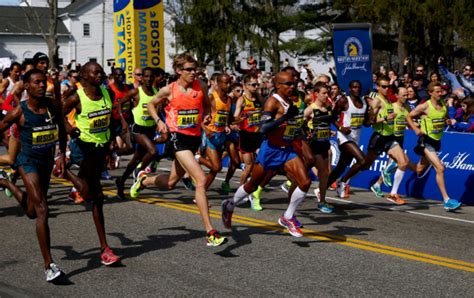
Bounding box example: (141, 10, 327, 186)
(114, 0, 164, 83)
(333, 23, 373, 97)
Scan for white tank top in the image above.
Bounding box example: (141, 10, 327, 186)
(2, 77, 14, 98)
(272, 93, 289, 113)
(337, 95, 367, 145)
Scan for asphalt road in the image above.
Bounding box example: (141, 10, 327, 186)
(0, 158, 473, 296)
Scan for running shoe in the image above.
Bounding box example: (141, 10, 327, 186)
(68, 190, 84, 204)
(182, 177, 195, 191)
(370, 183, 384, 199)
(443, 199, 462, 211)
(115, 177, 125, 200)
(314, 188, 321, 202)
(278, 215, 303, 237)
(221, 199, 234, 229)
(221, 181, 231, 194)
(109, 153, 118, 170)
(386, 194, 406, 205)
(344, 183, 350, 198)
(206, 229, 227, 247)
(133, 162, 142, 180)
(101, 170, 112, 180)
(52, 157, 62, 177)
(291, 215, 303, 228)
(148, 161, 157, 173)
(336, 181, 347, 199)
(100, 246, 121, 266)
(249, 193, 263, 211)
(317, 202, 335, 214)
(382, 168, 393, 187)
(281, 180, 291, 193)
(130, 170, 147, 199)
(194, 154, 201, 162)
(328, 182, 337, 191)
(5, 171, 13, 198)
(45, 262, 63, 282)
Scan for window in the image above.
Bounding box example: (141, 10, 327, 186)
(259, 60, 266, 71)
(89, 58, 97, 63)
(83, 23, 90, 36)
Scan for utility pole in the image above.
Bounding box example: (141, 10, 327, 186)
(101, 0, 105, 66)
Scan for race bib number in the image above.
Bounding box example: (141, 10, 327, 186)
(214, 110, 229, 127)
(178, 109, 199, 129)
(88, 109, 111, 133)
(350, 113, 364, 129)
(247, 110, 261, 127)
(386, 108, 394, 126)
(432, 118, 444, 134)
(283, 120, 297, 141)
(141, 103, 152, 121)
(394, 121, 407, 136)
(32, 124, 58, 149)
(314, 128, 330, 141)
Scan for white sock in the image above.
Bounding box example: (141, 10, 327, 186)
(284, 187, 307, 219)
(390, 169, 405, 195)
(71, 187, 77, 192)
(230, 185, 250, 210)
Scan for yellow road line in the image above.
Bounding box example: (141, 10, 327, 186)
(50, 178, 474, 273)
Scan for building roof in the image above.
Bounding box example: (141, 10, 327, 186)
(60, 0, 96, 16)
(0, 5, 70, 36)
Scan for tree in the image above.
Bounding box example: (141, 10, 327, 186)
(21, 0, 60, 68)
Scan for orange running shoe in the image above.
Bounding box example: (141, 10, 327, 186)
(386, 194, 406, 205)
(344, 183, 350, 198)
(68, 191, 84, 204)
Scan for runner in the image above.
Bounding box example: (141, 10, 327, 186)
(325, 80, 369, 199)
(407, 82, 462, 211)
(370, 87, 417, 201)
(221, 71, 311, 238)
(63, 62, 121, 266)
(115, 67, 158, 199)
(305, 82, 336, 213)
(0, 69, 67, 282)
(129, 53, 227, 247)
(201, 73, 232, 189)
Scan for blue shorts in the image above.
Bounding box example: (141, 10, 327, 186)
(204, 132, 226, 153)
(256, 139, 297, 171)
(226, 131, 239, 144)
(16, 152, 53, 175)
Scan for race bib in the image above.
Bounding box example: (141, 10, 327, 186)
(247, 110, 261, 127)
(141, 103, 152, 120)
(394, 121, 407, 136)
(32, 124, 58, 149)
(386, 108, 394, 126)
(432, 118, 444, 134)
(88, 109, 111, 133)
(214, 110, 229, 127)
(350, 113, 364, 129)
(283, 120, 297, 141)
(178, 109, 199, 129)
(314, 128, 330, 141)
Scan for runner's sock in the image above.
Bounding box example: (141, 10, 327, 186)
(231, 185, 250, 210)
(390, 169, 405, 195)
(284, 187, 307, 219)
(386, 160, 398, 174)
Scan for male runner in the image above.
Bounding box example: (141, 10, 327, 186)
(221, 71, 311, 237)
(129, 53, 227, 247)
(407, 82, 462, 211)
(115, 67, 158, 198)
(63, 62, 121, 265)
(0, 69, 67, 282)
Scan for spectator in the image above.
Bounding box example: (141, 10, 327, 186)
(437, 57, 472, 98)
(406, 86, 421, 111)
(400, 72, 413, 87)
(447, 96, 474, 132)
(388, 69, 399, 88)
(412, 75, 428, 100)
(414, 63, 429, 87)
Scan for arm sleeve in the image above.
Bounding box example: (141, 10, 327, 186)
(259, 111, 287, 134)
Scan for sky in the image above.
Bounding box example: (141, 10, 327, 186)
(0, 0, 20, 5)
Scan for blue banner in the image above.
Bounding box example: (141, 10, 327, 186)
(332, 24, 373, 97)
(342, 128, 474, 205)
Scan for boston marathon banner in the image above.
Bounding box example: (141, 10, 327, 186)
(114, 0, 164, 83)
(331, 128, 474, 205)
(332, 23, 372, 96)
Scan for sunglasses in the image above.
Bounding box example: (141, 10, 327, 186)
(246, 83, 259, 87)
(279, 81, 296, 87)
(464, 68, 471, 71)
(234, 89, 243, 93)
(416, 69, 423, 72)
(71, 76, 79, 79)
(134, 73, 143, 76)
(379, 85, 390, 89)
(183, 67, 197, 72)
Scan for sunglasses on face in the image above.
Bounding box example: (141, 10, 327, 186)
(234, 89, 243, 93)
(71, 76, 79, 79)
(279, 81, 296, 87)
(135, 73, 143, 76)
(182, 67, 197, 72)
(416, 69, 423, 72)
(379, 85, 390, 89)
(464, 68, 471, 71)
(246, 83, 258, 87)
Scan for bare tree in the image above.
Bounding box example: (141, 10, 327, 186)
(21, 0, 60, 68)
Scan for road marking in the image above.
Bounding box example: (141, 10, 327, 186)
(48, 177, 474, 273)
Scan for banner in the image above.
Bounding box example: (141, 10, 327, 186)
(332, 23, 373, 97)
(114, 0, 165, 83)
(345, 128, 474, 205)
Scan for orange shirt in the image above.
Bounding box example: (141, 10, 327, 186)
(207, 91, 231, 133)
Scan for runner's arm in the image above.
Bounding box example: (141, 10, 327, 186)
(0, 106, 21, 133)
(407, 102, 428, 136)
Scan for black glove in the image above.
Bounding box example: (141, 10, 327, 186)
(70, 127, 81, 139)
(285, 105, 299, 119)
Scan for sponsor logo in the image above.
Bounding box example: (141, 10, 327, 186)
(337, 37, 369, 76)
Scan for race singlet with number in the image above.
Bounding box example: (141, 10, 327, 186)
(32, 124, 58, 149)
(177, 109, 199, 129)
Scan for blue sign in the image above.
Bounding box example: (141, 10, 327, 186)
(333, 24, 373, 97)
(347, 128, 474, 205)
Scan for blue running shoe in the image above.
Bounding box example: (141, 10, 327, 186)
(382, 168, 392, 187)
(291, 215, 303, 228)
(370, 183, 384, 199)
(443, 199, 461, 211)
(317, 202, 334, 214)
